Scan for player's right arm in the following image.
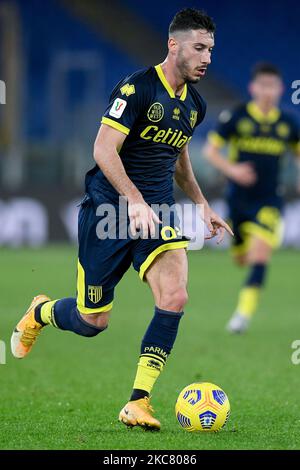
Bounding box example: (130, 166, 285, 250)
(94, 124, 139, 202)
(94, 71, 160, 238)
(203, 110, 256, 187)
(94, 123, 160, 238)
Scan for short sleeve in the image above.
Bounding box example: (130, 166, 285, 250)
(101, 74, 147, 136)
(196, 99, 207, 127)
(208, 109, 237, 148)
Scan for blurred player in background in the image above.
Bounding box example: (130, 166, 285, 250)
(11, 9, 232, 429)
(205, 63, 300, 333)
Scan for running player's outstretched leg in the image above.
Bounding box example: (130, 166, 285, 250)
(119, 249, 188, 431)
(11, 296, 110, 359)
(227, 236, 272, 334)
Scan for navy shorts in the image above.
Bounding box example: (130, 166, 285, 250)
(229, 201, 283, 256)
(76, 195, 189, 314)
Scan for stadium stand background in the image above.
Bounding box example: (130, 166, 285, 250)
(0, 0, 299, 245)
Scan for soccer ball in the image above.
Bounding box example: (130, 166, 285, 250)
(175, 382, 230, 432)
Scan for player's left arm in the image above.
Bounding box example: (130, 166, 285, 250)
(175, 145, 233, 243)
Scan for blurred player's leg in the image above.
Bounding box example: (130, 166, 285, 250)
(227, 236, 271, 333)
(119, 249, 187, 430)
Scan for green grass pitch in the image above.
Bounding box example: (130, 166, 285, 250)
(0, 245, 299, 450)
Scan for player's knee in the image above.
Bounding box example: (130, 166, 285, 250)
(59, 308, 111, 338)
(233, 254, 248, 266)
(160, 287, 188, 312)
(80, 311, 111, 330)
(248, 252, 271, 264)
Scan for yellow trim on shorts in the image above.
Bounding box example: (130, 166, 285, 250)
(231, 237, 251, 256)
(77, 260, 85, 312)
(76, 260, 113, 314)
(139, 241, 189, 281)
(240, 221, 283, 249)
(101, 117, 130, 136)
(77, 301, 113, 315)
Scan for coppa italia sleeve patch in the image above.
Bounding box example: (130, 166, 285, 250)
(109, 98, 127, 119)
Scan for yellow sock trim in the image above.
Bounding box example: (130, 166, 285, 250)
(133, 355, 165, 394)
(40, 300, 59, 327)
(236, 287, 260, 318)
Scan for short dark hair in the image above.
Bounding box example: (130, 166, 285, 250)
(169, 8, 216, 36)
(251, 62, 282, 80)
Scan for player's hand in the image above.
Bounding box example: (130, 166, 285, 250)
(128, 197, 161, 238)
(203, 203, 234, 244)
(227, 162, 257, 187)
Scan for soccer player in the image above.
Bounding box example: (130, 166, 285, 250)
(11, 9, 232, 429)
(205, 63, 300, 333)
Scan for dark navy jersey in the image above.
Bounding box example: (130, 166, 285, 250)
(208, 101, 300, 207)
(86, 65, 206, 205)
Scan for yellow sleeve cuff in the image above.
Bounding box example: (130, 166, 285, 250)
(207, 131, 227, 148)
(101, 117, 130, 136)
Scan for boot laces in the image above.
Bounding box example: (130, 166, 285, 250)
(141, 396, 155, 414)
(21, 326, 41, 347)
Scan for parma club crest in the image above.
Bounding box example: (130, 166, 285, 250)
(190, 110, 198, 129)
(88, 285, 102, 304)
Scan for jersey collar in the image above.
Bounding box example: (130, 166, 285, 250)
(247, 101, 280, 124)
(155, 64, 187, 101)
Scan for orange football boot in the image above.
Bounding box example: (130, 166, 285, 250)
(11, 295, 50, 359)
(119, 396, 161, 430)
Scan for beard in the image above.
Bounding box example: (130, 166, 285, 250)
(176, 51, 200, 84)
(186, 76, 201, 84)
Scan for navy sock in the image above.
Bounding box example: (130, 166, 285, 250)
(53, 298, 106, 337)
(245, 263, 267, 287)
(130, 389, 149, 401)
(34, 301, 49, 326)
(130, 306, 183, 401)
(141, 306, 183, 356)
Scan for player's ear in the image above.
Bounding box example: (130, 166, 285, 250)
(279, 80, 285, 96)
(248, 82, 254, 97)
(168, 37, 178, 55)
